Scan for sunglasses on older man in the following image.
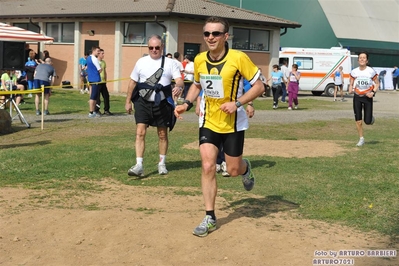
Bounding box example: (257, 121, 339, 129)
(203, 31, 225, 37)
(148, 46, 161, 51)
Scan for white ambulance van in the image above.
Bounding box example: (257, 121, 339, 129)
(279, 47, 358, 96)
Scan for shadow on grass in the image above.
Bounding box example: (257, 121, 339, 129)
(0, 140, 51, 149)
(132, 160, 203, 179)
(218, 195, 299, 228)
(132, 159, 275, 180)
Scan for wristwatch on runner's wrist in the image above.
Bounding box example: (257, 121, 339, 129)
(183, 100, 193, 111)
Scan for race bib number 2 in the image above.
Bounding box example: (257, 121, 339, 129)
(200, 74, 224, 98)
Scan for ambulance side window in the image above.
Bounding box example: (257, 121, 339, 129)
(293, 57, 313, 70)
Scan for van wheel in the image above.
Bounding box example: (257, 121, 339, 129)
(325, 84, 336, 97)
(311, 91, 323, 96)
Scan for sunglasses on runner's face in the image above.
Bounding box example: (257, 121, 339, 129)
(148, 46, 161, 51)
(203, 31, 225, 37)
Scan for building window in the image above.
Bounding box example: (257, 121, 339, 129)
(124, 22, 164, 44)
(13, 23, 40, 33)
(46, 23, 74, 43)
(293, 57, 313, 70)
(232, 28, 269, 51)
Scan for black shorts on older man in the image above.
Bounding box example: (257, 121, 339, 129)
(134, 97, 172, 127)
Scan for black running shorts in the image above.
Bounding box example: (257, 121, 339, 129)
(199, 127, 245, 157)
(134, 97, 172, 127)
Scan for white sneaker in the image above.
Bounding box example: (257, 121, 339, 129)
(84, 88, 89, 94)
(294, 105, 298, 110)
(28, 93, 32, 98)
(216, 164, 221, 173)
(221, 161, 230, 177)
(273, 105, 276, 109)
(356, 137, 365, 147)
(80, 89, 84, 94)
(158, 164, 168, 175)
(288, 107, 292, 110)
(128, 164, 144, 176)
(88, 112, 100, 118)
(370, 116, 375, 125)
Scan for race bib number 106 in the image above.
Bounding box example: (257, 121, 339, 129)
(200, 74, 224, 99)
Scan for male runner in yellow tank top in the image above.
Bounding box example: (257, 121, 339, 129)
(174, 16, 265, 237)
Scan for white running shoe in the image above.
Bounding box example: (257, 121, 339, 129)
(221, 161, 230, 177)
(128, 164, 144, 176)
(158, 164, 168, 175)
(294, 105, 298, 110)
(288, 107, 292, 110)
(216, 164, 221, 173)
(356, 137, 365, 147)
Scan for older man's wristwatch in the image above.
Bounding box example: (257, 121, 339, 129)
(235, 101, 242, 108)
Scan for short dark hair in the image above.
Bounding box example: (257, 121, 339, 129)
(185, 55, 194, 61)
(358, 51, 369, 60)
(174, 52, 180, 59)
(91, 46, 100, 53)
(204, 16, 229, 33)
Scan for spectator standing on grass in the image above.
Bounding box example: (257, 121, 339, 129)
(280, 59, 290, 103)
(392, 66, 399, 91)
(348, 52, 379, 147)
(33, 58, 56, 115)
(86, 47, 102, 118)
(25, 50, 39, 98)
(183, 55, 194, 99)
(333, 66, 344, 101)
(174, 16, 264, 237)
(259, 68, 268, 97)
(287, 64, 300, 110)
(39, 50, 50, 64)
(95, 49, 113, 115)
(173, 52, 184, 102)
(378, 70, 386, 90)
(79, 51, 89, 94)
(125, 35, 184, 177)
(268, 64, 283, 109)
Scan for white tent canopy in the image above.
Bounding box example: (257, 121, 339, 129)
(0, 22, 53, 42)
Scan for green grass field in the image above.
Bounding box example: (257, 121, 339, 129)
(1, 89, 399, 239)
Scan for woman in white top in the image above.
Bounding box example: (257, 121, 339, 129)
(348, 52, 379, 147)
(333, 66, 344, 101)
